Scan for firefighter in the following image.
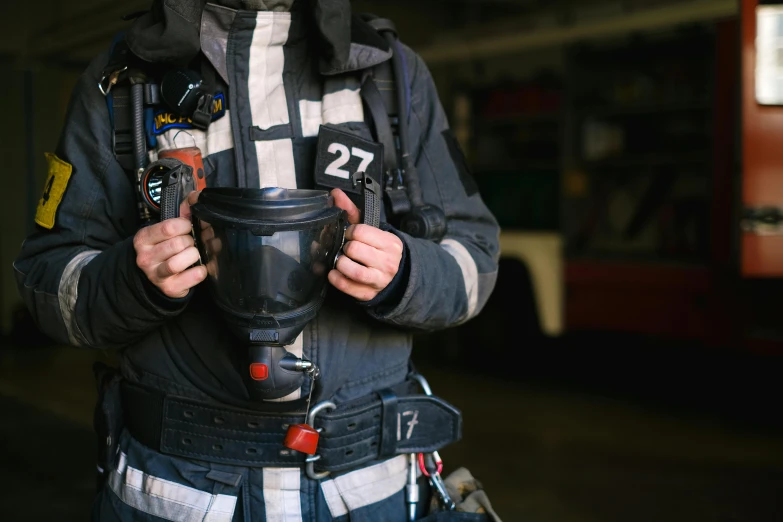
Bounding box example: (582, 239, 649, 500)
(15, 1, 500, 520)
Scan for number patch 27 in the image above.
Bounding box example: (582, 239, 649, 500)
(315, 125, 384, 195)
(324, 144, 375, 179)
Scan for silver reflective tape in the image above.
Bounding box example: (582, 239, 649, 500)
(266, 332, 303, 402)
(155, 110, 234, 158)
(320, 479, 347, 518)
(256, 139, 297, 189)
(262, 468, 303, 522)
(440, 239, 479, 321)
(320, 455, 408, 517)
(249, 12, 295, 189)
(249, 12, 291, 130)
(108, 452, 237, 522)
(299, 88, 364, 138)
(58, 250, 100, 346)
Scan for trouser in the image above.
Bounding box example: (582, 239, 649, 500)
(91, 430, 490, 521)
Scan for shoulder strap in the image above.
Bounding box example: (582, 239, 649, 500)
(360, 16, 414, 217)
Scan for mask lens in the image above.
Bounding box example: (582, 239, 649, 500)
(197, 220, 341, 315)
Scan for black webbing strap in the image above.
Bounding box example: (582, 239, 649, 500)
(111, 86, 135, 174)
(360, 77, 397, 172)
(121, 380, 462, 472)
(360, 77, 411, 215)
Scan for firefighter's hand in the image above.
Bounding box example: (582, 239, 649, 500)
(133, 191, 206, 299)
(328, 189, 403, 301)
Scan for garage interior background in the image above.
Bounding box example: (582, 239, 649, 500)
(3, 0, 783, 521)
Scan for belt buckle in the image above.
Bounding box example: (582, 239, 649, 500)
(304, 401, 336, 481)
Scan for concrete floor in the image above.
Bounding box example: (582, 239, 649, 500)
(1, 340, 783, 522)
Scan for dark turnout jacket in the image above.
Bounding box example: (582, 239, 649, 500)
(13, 5, 500, 408)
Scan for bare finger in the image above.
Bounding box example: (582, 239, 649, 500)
(139, 218, 193, 246)
(155, 246, 201, 279)
(342, 240, 382, 269)
(335, 255, 381, 287)
(328, 270, 378, 301)
(160, 265, 208, 298)
(150, 235, 194, 265)
(180, 190, 201, 221)
(345, 225, 403, 253)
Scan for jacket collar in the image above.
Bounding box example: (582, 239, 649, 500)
(126, 0, 391, 73)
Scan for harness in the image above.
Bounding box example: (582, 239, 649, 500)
(94, 15, 461, 484)
(101, 17, 445, 240)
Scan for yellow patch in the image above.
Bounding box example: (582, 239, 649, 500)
(35, 153, 73, 230)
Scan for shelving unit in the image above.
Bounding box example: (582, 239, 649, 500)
(461, 19, 739, 343)
(562, 26, 717, 265)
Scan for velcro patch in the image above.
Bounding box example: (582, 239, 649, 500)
(314, 125, 383, 196)
(153, 93, 226, 135)
(35, 153, 73, 230)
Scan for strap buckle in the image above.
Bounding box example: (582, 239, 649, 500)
(305, 401, 336, 481)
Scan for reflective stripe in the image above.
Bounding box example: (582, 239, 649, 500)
(108, 452, 237, 522)
(58, 250, 99, 346)
(266, 332, 303, 402)
(320, 455, 409, 518)
(440, 239, 479, 321)
(299, 88, 365, 138)
(155, 110, 235, 159)
(262, 468, 303, 522)
(249, 12, 295, 189)
(256, 139, 297, 189)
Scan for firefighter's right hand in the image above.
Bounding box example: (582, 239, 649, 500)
(133, 217, 207, 299)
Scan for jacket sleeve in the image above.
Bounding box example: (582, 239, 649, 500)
(13, 54, 188, 349)
(367, 48, 500, 331)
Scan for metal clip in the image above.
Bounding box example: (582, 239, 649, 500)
(304, 401, 336, 481)
(429, 470, 456, 511)
(99, 66, 128, 97)
(411, 374, 456, 511)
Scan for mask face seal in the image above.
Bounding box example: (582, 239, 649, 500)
(192, 187, 345, 400)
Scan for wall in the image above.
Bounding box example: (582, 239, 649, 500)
(0, 64, 79, 334)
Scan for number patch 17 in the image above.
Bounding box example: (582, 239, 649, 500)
(315, 125, 384, 195)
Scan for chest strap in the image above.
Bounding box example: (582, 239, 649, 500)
(121, 380, 461, 473)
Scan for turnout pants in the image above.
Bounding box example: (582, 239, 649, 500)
(91, 431, 488, 521)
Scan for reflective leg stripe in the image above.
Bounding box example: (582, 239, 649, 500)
(262, 468, 303, 522)
(440, 239, 479, 321)
(58, 249, 99, 346)
(320, 455, 409, 518)
(299, 88, 365, 138)
(108, 452, 237, 522)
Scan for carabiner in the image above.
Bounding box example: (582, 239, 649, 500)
(304, 401, 336, 481)
(417, 452, 443, 477)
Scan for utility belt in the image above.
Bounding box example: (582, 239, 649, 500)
(111, 376, 461, 479)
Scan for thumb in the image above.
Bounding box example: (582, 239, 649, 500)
(331, 189, 361, 225)
(180, 190, 201, 220)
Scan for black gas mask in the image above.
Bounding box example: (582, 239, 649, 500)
(191, 188, 345, 400)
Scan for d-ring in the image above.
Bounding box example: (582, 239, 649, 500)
(305, 401, 336, 480)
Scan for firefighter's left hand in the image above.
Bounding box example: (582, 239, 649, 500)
(329, 189, 403, 301)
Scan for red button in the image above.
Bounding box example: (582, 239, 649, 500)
(249, 363, 269, 381)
